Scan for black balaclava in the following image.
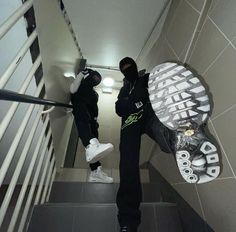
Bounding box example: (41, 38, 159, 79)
(83, 69, 102, 87)
(119, 57, 138, 83)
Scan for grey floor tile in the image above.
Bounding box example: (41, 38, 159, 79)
(208, 120, 234, 178)
(203, 44, 236, 118)
(139, 204, 157, 232)
(140, 169, 150, 183)
(166, 0, 200, 57)
(186, 0, 205, 12)
(189, 18, 228, 75)
(197, 178, 236, 232)
(81, 182, 117, 203)
(172, 183, 203, 218)
(142, 183, 162, 202)
(155, 205, 183, 232)
(209, 0, 236, 46)
(112, 169, 120, 183)
(211, 107, 236, 175)
(73, 204, 117, 232)
(49, 182, 84, 203)
(28, 206, 75, 232)
(56, 168, 87, 182)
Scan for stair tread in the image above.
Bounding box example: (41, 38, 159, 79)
(49, 182, 163, 203)
(28, 202, 183, 232)
(41, 202, 176, 207)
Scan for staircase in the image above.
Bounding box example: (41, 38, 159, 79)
(27, 182, 183, 231)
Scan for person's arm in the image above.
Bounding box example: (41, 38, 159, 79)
(70, 72, 84, 94)
(115, 86, 134, 117)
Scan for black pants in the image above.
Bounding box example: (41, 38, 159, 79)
(73, 100, 101, 171)
(116, 103, 174, 228)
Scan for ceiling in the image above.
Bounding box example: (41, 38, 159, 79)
(63, 0, 168, 86)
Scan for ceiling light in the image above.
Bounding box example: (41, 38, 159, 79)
(103, 77, 114, 87)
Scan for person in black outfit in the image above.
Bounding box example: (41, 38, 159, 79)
(70, 69, 114, 183)
(116, 57, 174, 232)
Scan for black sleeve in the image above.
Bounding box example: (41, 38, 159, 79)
(115, 86, 133, 118)
(115, 77, 150, 118)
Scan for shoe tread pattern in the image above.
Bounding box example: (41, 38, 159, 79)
(148, 62, 210, 130)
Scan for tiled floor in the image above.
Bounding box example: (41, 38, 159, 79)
(28, 203, 182, 232)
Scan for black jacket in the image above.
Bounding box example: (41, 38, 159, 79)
(71, 80, 99, 119)
(115, 73, 149, 118)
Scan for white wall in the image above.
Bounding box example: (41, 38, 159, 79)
(33, 0, 82, 169)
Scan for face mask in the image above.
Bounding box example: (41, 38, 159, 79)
(122, 65, 138, 83)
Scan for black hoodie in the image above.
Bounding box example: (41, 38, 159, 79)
(115, 73, 149, 118)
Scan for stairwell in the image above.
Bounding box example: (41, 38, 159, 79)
(27, 181, 183, 232)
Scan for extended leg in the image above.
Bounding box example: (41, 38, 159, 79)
(148, 62, 220, 184)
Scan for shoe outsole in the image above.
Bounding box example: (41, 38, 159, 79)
(148, 62, 220, 184)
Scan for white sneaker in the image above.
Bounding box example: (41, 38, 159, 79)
(88, 166, 114, 183)
(85, 138, 114, 163)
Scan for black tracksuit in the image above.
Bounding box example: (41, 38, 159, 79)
(115, 74, 174, 228)
(71, 80, 101, 170)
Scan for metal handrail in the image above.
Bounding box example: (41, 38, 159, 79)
(0, 30, 37, 89)
(0, 105, 44, 226)
(0, 89, 73, 108)
(0, 56, 42, 141)
(0, 1, 58, 231)
(8, 116, 50, 232)
(0, 0, 33, 39)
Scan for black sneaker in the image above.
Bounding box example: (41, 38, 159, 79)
(148, 62, 221, 184)
(120, 226, 137, 232)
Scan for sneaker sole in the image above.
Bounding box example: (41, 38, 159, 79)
(88, 177, 113, 183)
(87, 145, 114, 164)
(148, 62, 220, 184)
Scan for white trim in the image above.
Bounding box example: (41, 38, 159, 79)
(0, 105, 43, 228)
(41, 156, 55, 204)
(0, 56, 42, 141)
(34, 143, 52, 205)
(18, 136, 52, 232)
(0, 30, 37, 89)
(0, 79, 43, 187)
(0, 0, 33, 39)
(41, 106, 55, 114)
(8, 116, 49, 232)
(0, 102, 34, 186)
(46, 166, 56, 202)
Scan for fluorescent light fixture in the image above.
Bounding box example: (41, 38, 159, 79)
(103, 77, 114, 87)
(64, 71, 75, 79)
